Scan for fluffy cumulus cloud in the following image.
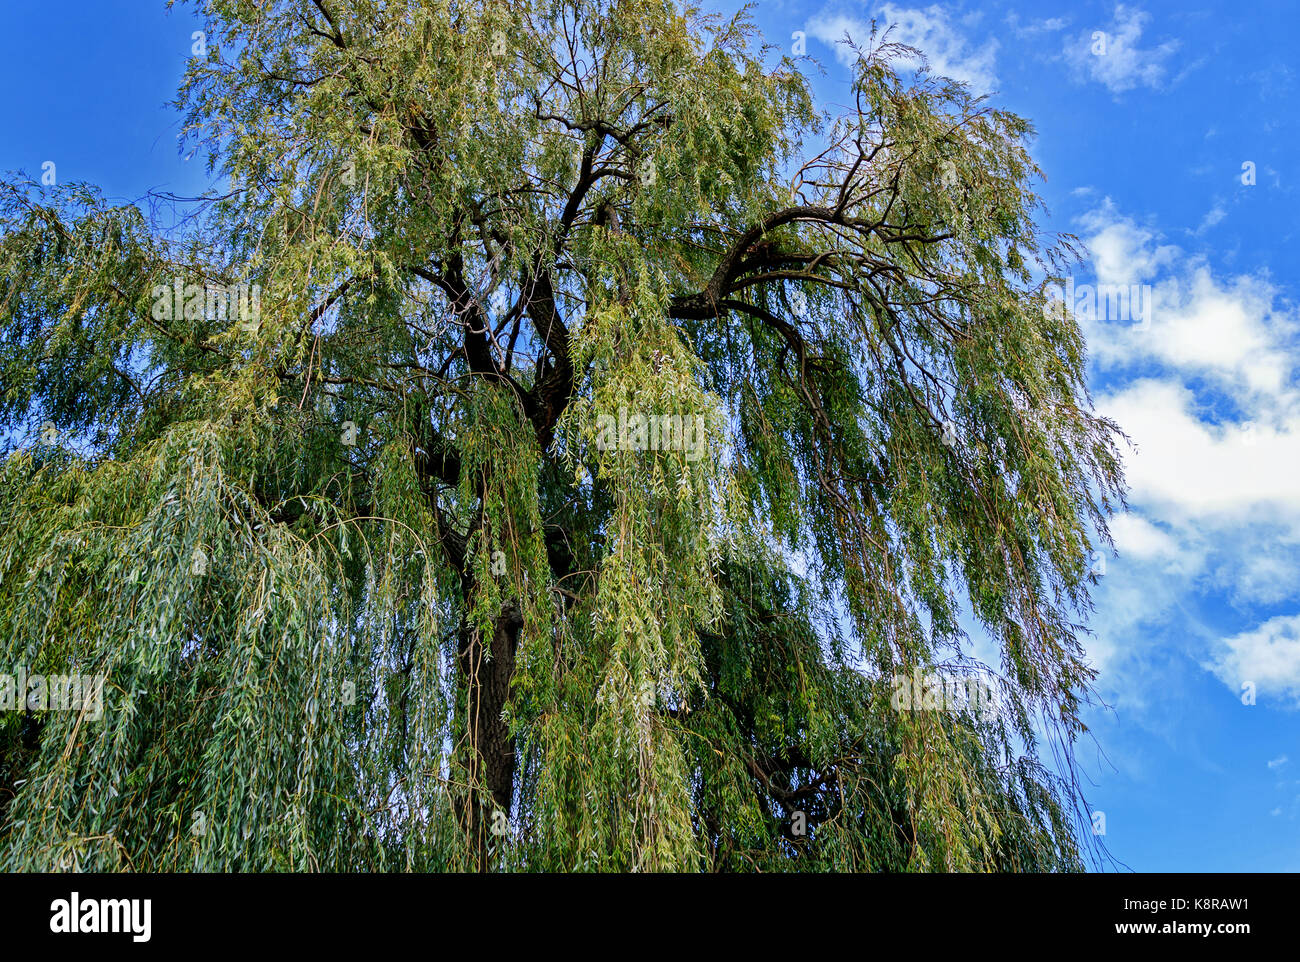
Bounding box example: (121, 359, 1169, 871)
(1207, 616, 1300, 706)
(1102, 380, 1300, 524)
(806, 4, 999, 95)
(1063, 5, 1179, 94)
(1075, 201, 1300, 708)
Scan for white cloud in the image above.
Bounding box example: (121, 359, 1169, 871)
(1108, 513, 1179, 561)
(1216, 547, 1300, 607)
(1192, 203, 1227, 236)
(1081, 201, 1300, 407)
(1072, 202, 1300, 710)
(1101, 380, 1300, 523)
(1063, 5, 1179, 94)
(1207, 615, 1300, 706)
(1268, 755, 1289, 770)
(1004, 13, 1069, 41)
(806, 5, 999, 96)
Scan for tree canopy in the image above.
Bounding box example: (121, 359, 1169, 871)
(0, 0, 1125, 872)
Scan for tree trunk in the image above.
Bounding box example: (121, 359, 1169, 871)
(457, 599, 522, 869)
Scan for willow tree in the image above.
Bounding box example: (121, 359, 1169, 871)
(0, 0, 1124, 872)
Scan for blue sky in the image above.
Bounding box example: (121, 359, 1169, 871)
(3, 1, 1297, 870)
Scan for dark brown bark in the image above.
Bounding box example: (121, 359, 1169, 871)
(457, 599, 523, 869)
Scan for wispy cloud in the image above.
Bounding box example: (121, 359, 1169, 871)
(1063, 5, 1179, 94)
(1192, 202, 1228, 236)
(806, 4, 999, 96)
(1004, 12, 1069, 40)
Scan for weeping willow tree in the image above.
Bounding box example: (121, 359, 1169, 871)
(0, 0, 1125, 872)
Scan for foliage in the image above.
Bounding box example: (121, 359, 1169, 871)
(0, 0, 1124, 872)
